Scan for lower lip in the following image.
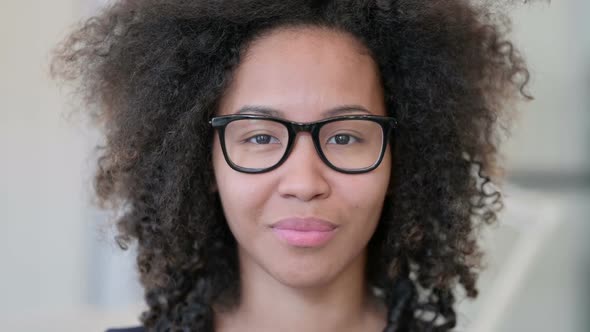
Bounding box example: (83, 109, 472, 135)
(272, 228, 337, 248)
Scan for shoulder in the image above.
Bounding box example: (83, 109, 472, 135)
(105, 327, 144, 332)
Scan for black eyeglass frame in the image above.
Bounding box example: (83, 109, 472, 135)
(209, 114, 398, 174)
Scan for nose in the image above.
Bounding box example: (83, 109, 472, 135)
(276, 133, 331, 202)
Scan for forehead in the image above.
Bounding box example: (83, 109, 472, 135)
(218, 26, 385, 119)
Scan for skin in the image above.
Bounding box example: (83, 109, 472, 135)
(212, 26, 391, 332)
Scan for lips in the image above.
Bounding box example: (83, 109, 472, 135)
(271, 217, 338, 231)
(271, 217, 338, 247)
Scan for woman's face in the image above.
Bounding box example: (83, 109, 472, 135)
(212, 27, 392, 288)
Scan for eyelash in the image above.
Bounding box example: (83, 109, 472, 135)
(244, 133, 361, 145)
(326, 134, 360, 145)
(245, 134, 281, 144)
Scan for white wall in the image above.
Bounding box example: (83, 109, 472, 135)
(504, 0, 590, 174)
(1, 0, 82, 315)
(1, 0, 143, 329)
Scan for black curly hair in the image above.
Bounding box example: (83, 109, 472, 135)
(51, 0, 530, 331)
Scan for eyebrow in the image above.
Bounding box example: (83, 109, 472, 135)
(234, 105, 372, 118)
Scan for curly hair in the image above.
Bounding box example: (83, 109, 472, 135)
(51, 0, 530, 331)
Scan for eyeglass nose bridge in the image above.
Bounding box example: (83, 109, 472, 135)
(289, 122, 316, 134)
(282, 122, 324, 163)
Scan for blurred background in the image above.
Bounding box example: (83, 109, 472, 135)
(0, 0, 588, 331)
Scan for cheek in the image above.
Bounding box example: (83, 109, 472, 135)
(342, 160, 390, 210)
(335, 158, 391, 237)
(212, 138, 271, 232)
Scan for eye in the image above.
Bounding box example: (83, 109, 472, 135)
(326, 134, 359, 145)
(246, 134, 280, 144)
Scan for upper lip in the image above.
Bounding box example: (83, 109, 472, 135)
(271, 217, 338, 232)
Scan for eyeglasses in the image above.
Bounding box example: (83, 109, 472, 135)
(210, 114, 397, 174)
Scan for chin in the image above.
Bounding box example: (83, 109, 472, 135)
(275, 271, 336, 289)
(268, 257, 341, 289)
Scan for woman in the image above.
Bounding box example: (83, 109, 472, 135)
(51, 0, 530, 331)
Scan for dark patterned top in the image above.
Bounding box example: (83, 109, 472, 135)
(106, 327, 144, 332)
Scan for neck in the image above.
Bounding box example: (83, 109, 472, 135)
(215, 248, 386, 332)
